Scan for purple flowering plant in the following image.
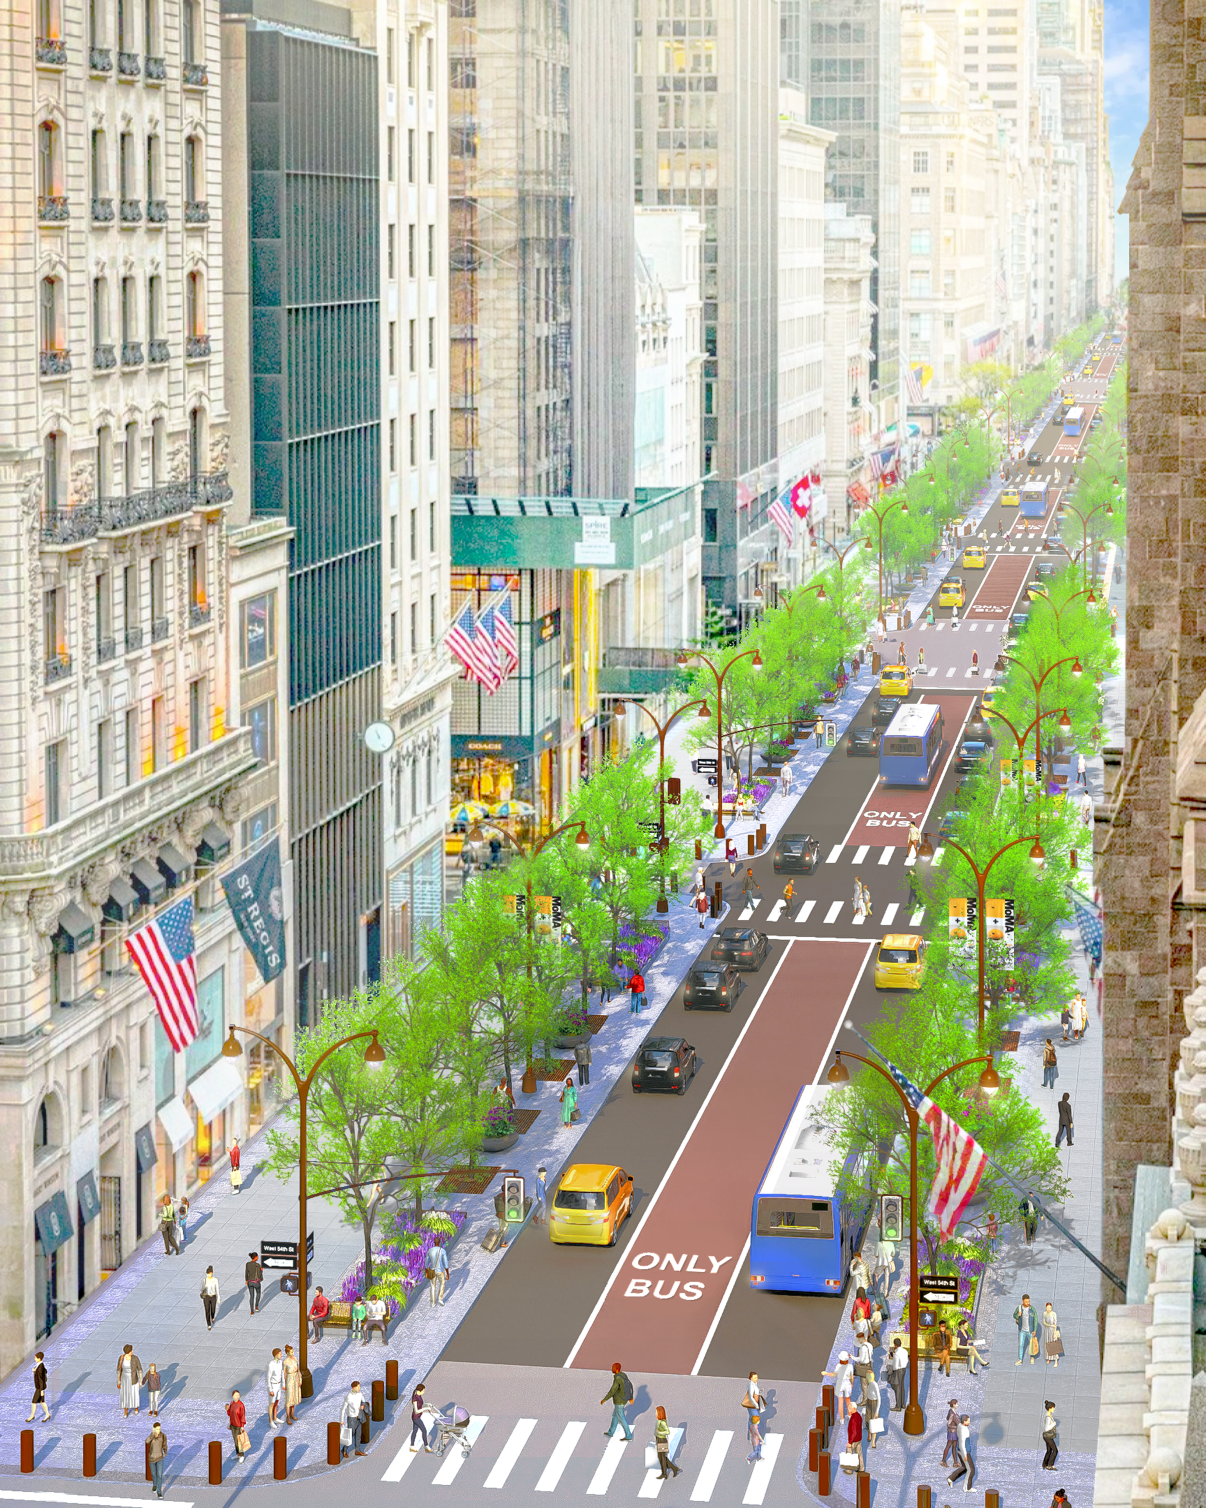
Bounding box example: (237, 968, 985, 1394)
(341, 1208, 466, 1314)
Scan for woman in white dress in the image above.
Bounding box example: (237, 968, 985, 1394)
(853, 879, 866, 920)
(117, 1344, 142, 1417)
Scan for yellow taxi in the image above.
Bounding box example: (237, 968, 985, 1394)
(1026, 579, 1049, 601)
(981, 682, 999, 715)
(549, 1163, 633, 1247)
(879, 663, 913, 697)
(1000, 488, 1020, 507)
(938, 577, 965, 609)
(962, 544, 986, 569)
(874, 933, 926, 990)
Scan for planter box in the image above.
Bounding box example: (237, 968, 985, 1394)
(554, 1031, 592, 1049)
(481, 1130, 520, 1153)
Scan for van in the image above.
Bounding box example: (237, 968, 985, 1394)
(874, 934, 926, 990)
(549, 1164, 634, 1247)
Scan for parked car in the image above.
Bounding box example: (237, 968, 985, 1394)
(773, 833, 821, 873)
(847, 726, 881, 758)
(684, 964, 741, 1011)
(632, 1036, 697, 1095)
(709, 927, 770, 971)
(1090, 412, 1103, 429)
(938, 808, 967, 841)
(549, 1164, 633, 1247)
(872, 696, 904, 729)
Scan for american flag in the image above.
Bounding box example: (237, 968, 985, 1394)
(126, 897, 199, 1052)
(447, 603, 493, 687)
(493, 596, 519, 677)
(768, 490, 794, 543)
(476, 607, 505, 693)
(885, 1055, 989, 1239)
(906, 365, 924, 405)
(1073, 900, 1103, 967)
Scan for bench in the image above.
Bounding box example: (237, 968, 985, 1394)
(324, 1301, 354, 1329)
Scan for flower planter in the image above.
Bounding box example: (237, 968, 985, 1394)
(481, 1130, 520, 1153)
(555, 1032, 592, 1049)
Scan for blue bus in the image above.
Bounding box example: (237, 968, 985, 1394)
(749, 1085, 874, 1295)
(1020, 483, 1047, 518)
(1063, 406, 1084, 437)
(880, 702, 945, 787)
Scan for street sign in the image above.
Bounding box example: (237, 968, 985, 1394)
(261, 1233, 315, 1270)
(918, 1273, 959, 1304)
(692, 757, 719, 773)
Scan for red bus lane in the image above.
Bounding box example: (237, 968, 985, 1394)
(565, 939, 870, 1378)
(966, 552, 1032, 618)
(844, 692, 975, 847)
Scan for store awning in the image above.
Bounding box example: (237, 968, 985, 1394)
(131, 858, 168, 908)
(34, 1190, 74, 1256)
(157, 1096, 194, 1154)
(187, 1058, 243, 1125)
(102, 878, 140, 925)
(134, 1123, 157, 1173)
(196, 822, 231, 866)
(77, 1171, 101, 1225)
(52, 902, 95, 955)
(157, 844, 192, 889)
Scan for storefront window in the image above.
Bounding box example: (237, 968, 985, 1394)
(386, 840, 444, 961)
(185, 967, 224, 1080)
(155, 1018, 177, 1107)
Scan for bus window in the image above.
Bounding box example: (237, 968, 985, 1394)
(756, 1197, 834, 1239)
(883, 737, 922, 757)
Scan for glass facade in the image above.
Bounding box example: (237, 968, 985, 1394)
(385, 838, 444, 959)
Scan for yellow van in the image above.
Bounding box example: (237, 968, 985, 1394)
(962, 545, 986, 569)
(874, 934, 926, 990)
(879, 663, 913, 697)
(549, 1164, 634, 1247)
(938, 577, 965, 608)
(1000, 488, 1020, 507)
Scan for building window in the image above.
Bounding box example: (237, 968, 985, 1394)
(242, 802, 277, 849)
(428, 316, 435, 368)
(910, 230, 931, 255)
(123, 562, 139, 637)
(124, 420, 140, 495)
(150, 695, 165, 771)
(246, 699, 277, 764)
(428, 408, 436, 460)
(428, 224, 435, 276)
(427, 131, 435, 184)
(409, 508, 417, 558)
(95, 571, 111, 651)
(429, 500, 436, 551)
(124, 707, 139, 784)
(181, 0, 197, 64)
(240, 592, 276, 667)
(946, 151, 955, 172)
(146, 132, 161, 200)
(389, 418, 397, 472)
(121, 276, 137, 347)
(409, 413, 417, 467)
(387, 126, 396, 183)
(148, 554, 164, 624)
(388, 320, 396, 377)
(429, 592, 437, 644)
(909, 272, 931, 298)
(91, 127, 107, 199)
(184, 135, 201, 201)
(912, 149, 929, 173)
(92, 276, 109, 348)
(386, 26, 395, 84)
(944, 270, 956, 296)
(909, 189, 930, 214)
(97, 719, 113, 798)
(390, 611, 398, 663)
(45, 739, 65, 826)
(944, 188, 956, 213)
(43, 432, 63, 512)
(426, 35, 434, 90)
(387, 223, 396, 281)
(189, 677, 208, 752)
(38, 121, 61, 200)
(186, 270, 205, 337)
(389, 514, 397, 569)
(408, 128, 416, 182)
(188, 406, 205, 477)
(408, 223, 416, 278)
(151, 415, 165, 484)
(409, 319, 416, 372)
(43, 586, 64, 670)
(410, 601, 417, 656)
(39, 277, 63, 355)
(188, 542, 207, 609)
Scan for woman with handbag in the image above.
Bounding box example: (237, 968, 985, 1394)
(228, 1138, 242, 1194)
(1042, 1303, 1063, 1368)
(863, 1373, 882, 1448)
(743, 1372, 766, 1418)
(226, 1390, 248, 1463)
(654, 1405, 681, 1479)
(560, 1076, 579, 1129)
(1041, 1401, 1059, 1469)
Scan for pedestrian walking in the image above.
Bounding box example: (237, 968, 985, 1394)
(822, 1351, 855, 1422)
(917, 645, 925, 670)
(851, 1283, 871, 1334)
(1076, 753, 1087, 786)
(176, 1195, 189, 1244)
(600, 1361, 635, 1440)
(1081, 791, 1093, 827)
(1042, 1038, 1059, 1089)
(226, 1390, 248, 1463)
(972, 651, 979, 675)
(695, 888, 709, 928)
(907, 823, 921, 861)
(853, 1336, 874, 1397)
(117, 1344, 142, 1417)
(747, 1411, 763, 1465)
(987, 1211, 999, 1256)
(844, 1406, 865, 1472)
(245, 1252, 263, 1314)
(1042, 1303, 1063, 1367)
(533, 1166, 548, 1227)
(886, 1338, 907, 1412)
(146, 1423, 168, 1498)
(1055, 1093, 1074, 1148)
(863, 1371, 882, 1447)
(743, 1371, 766, 1417)
(629, 968, 647, 1013)
(1041, 1402, 1059, 1469)
(145, 1363, 161, 1418)
(957, 1318, 988, 1375)
(428, 1236, 450, 1304)
(1015, 1294, 1040, 1363)
(340, 1382, 368, 1459)
(782, 879, 795, 909)
(308, 1285, 330, 1341)
(815, 717, 825, 748)
(283, 1344, 301, 1424)
(199, 1267, 220, 1330)
(228, 1138, 242, 1194)
(560, 1075, 579, 1129)
(1049, 1492, 1069, 1508)
(780, 764, 792, 798)
(362, 1294, 389, 1345)
(870, 1297, 885, 1348)
(655, 1406, 682, 1478)
(849, 1247, 870, 1295)
(573, 1037, 593, 1086)
(1020, 1196, 1040, 1245)
(951, 604, 960, 627)
(26, 1351, 49, 1422)
(1072, 993, 1089, 1040)
(726, 839, 739, 876)
(742, 868, 761, 904)
(267, 1349, 284, 1428)
(350, 1295, 367, 1338)
(947, 1414, 976, 1491)
(941, 1399, 960, 1466)
(410, 1381, 432, 1452)
(158, 1195, 180, 1256)
(493, 1186, 511, 1250)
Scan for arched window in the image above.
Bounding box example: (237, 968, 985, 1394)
(123, 421, 140, 495)
(121, 275, 137, 344)
(100, 1046, 125, 1107)
(188, 405, 206, 478)
(38, 121, 59, 200)
(43, 432, 62, 512)
(92, 276, 108, 346)
(184, 135, 200, 202)
(33, 1094, 61, 1154)
(151, 415, 166, 483)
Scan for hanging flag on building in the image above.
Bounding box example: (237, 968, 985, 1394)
(220, 841, 287, 984)
(1073, 898, 1103, 967)
(447, 603, 482, 681)
(790, 476, 810, 517)
(906, 365, 924, 405)
(476, 607, 506, 694)
(768, 490, 794, 543)
(995, 264, 1009, 303)
(736, 479, 753, 511)
(126, 897, 199, 1052)
(885, 1055, 989, 1238)
(493, 596, 519, 678)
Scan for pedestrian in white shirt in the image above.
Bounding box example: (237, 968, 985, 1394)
(822, 1352, 855, 1422)
(340, 1382, 367, 1459)
(267, 1348, 284, 1429)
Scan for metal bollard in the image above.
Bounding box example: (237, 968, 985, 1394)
(756, 823, 766, 849)
(817, 1450, 832, 1496)
(274, 1434, 288, 1480)
(327, 1422, 342, 1466)
(985, 1493, 1000, 1508)
(208, 1440, 222, 1485)
(20, 1430, 33, 1473)
(857, 1470, 871, 1508)
(695, 839, 702, 861)
(386, 1359, 399, 1400)
(917, 1485, 932, 1508)
(809, 1428, 821, 1473)
(822, 1384, 835, 1425)
(146, 1440, 152, 1482)
(372, 1379, 385, 1421)
(83, 1433, 97, 1478)
(815, 1405, 828, 1443)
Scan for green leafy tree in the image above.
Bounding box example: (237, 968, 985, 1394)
(959, 359, 1013, 404)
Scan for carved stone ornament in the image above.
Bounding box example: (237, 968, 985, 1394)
(209, 431, 230, 472)
(169, 440, 190, 483)
(21, 472, 43, 521)
(84, 863, 121, 907)
(3, 890, 32, 921)
(70, 457, 96, 507)
(30, 888, 71, 936)
(218, 785, 244, 824)
(181, 804, 214, 847)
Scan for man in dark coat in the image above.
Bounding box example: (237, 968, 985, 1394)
(245, 1252, 263, 1314)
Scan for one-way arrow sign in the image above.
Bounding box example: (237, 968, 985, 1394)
(918, 1273, 959, 1304)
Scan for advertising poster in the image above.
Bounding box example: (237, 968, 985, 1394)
(533, 894, 563, 942)
(1022, 757, 1042, 790)
(1000, 757, 1017, 791)
(985, 897, 1015, 965)
(948, 897, 977, 959)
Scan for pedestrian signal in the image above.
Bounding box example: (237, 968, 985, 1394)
(504, 1174, 525, 1222)
(880, 1194, 903, 1243)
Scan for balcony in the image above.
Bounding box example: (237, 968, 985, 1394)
(37, 195, 69, 225)
(96, 636, 117, 665)
(36, 36, 68, 67)
(188, 603, 212, 629)
(40, 349, 71, 378)
(182, 60, 209, 89)
(91, 196, 114, 224)
(93, 343, 117, 372)
(183, 199, 209, 225)
(120, 198, 142, 225)
(146, 198, 167, 224)
(89, 45, 112, 73)
(121, 341, 144, 368)
(196, 470, 233, 505)
(185, 334, 211, 360)
(124, 626, 143, 652)
(39, 474, 233, 547)
(117, 50, 141, 78)
(144, 55, 166, 82)
(147, 339, 170, 366)
(151, 616, 170, 643)
(44, 652, 73, 686)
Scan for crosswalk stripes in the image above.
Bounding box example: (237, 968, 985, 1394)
(743, 1435, 784, 1506)
(882, 902, 899, 926)
(587, 1436, 629, 1496)
(690, 1431, 733, 1502)
(432, 1417, 490, 1484)
(638, 1429, 686, 1498)
(794, 898, 815, 924)
(852, 844, 869, 863)
(535, 1422, 586, 1491)
(765, 898, 785, 922)
(825, 843, 842, 864)
(851, 909, 865, 925)
(485, 1419, 539, 1489)
(946, 666, 956, 677)
(738, 903, 757, 920)
(877, 845, 893, 865)
(823, 900, 843, 925)
(911, 907, 926, 925)
(968, 621, 979, 632)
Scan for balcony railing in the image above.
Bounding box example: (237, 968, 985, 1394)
(93, 343, 117, 372)
(40, 349, 71, 378)
(39, 473, 234, 546)
(91, 195, 114, 224)
(120, 198, 142, 225)
(148, 339, 170, 365)
(184, 200, 209, 225)
(121, 341, 143, 368)
(37, 195, 69, 224)
(36, 37, 68, 67)
(89, 45, 112, 72)
(117, 50, 140, 77)
(185, 334, 211, 360)
(96, 636, 117, 665)
(124, 626, 143, 652)
(151, 616, 170, 643)
(44, 653, 73, 685)
(145, 55, 166, 81)
(182, 60, 209, 88)
(146, 198, 167, 224)
(189, 604, 212, 628)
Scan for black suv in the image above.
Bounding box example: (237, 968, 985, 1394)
(872, 696, 904, 729)
(847, 726, 881, 757)
(684, 966, 741, 1011)
(1028, 449, 1044, 464)
(709, 928, 770, 971)
(632, 1037, 697, 1094)
(773, 833, 821, 873)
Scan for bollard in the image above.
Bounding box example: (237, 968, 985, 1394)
(274, 1434, 288, 1481)
(756, 823, 766, 849)
(809, 1428, 821, 1473)
(857, 1470, 871, 1508)
(985, 1493, 1000, 1508)
(815, 1405, 828, 1443)
(146, 1440, 152, 1482)
(747, 833, 755, 856)
(327, 1421, 342, 1466)
(83, 1433, 97, 1478)
(386, 1359, 399, 1400)
(817, 1450, 832, 1497)
(372, 1379, 385, 1421)
(208, 1440, 222, 1485)
(872, 653, 881, 674)
(917, 1485, 932, 1508)
(822, 1384, 835, 1425)
(20, 1429, 33, 1473)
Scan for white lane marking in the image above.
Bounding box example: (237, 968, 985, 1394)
(852, 844, 869, 863)
(766, 899, 785, 922)
(535, 1421, 587, 1491)
(742, 1434, 784, 1504)
(878, 846, 893, 866)
(882, 902, 899, 925)
(839, 775, 883, 848)
(969, 622, 980, 632)
(795, 898, 816, 924)
(689, 1430, 734, 1501)
(825, 843, 843, 864)
(586, 1435, 630, 1495)
(823, 900, 843, 924)
(935, 621, 947, 631)
(904, 851, 917, 868)
(383, 1434, 424, 1482)
(738, 904, 755, 920)
(0, 1499, 196, 1508)
(851, 910, 865, 925)
(946, 667, 956, 677)
(484, 1418, 538, 1488)
(432, 1415, 489, 1484)
(639, 1428, 686, 1497)
(965, 667, 976, 678)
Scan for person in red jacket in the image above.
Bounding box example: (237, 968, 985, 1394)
(226, 1390, 247, 1462)
(851, 1286, 872, 1328)
(629, 971, 646, 1014)
(309, 1286, 330, 1342)
(846, 1405, 865, 1471)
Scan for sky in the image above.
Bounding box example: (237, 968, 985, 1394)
(1104, 0, 1150, 285)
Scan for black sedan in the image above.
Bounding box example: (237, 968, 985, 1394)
(632, 1036, 697, 1094)
(1028, 449, 1044, 465)
(847, 726, 881, 757)
(684, 966, 741, 1011)
(956, 738, 993, 775)
(872, 696, 904, 729)
(709, 927, 769, 971)
(773, 833, 821, 873)
(1006, 611, 1030, 642)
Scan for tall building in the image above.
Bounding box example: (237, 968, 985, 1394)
(0, 0, 291, 1374)
(221, 0, 382, 1012)
(633, 0, 779, 627)
(822, 203, 876, 533)
(633, 211, 705, 491)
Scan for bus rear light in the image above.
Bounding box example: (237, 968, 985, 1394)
(751, 1275, 765, 1283)
(825, 1278, 842, 1290)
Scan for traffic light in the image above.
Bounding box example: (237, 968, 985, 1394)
(880, 1193, 903, 1243)
(504, 1174, 525, 1223)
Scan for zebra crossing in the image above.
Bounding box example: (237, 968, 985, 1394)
(739, 891, 928, 931)
(381, 1416, 790, 1504)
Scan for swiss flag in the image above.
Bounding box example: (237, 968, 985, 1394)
(791, 476, 811, 518)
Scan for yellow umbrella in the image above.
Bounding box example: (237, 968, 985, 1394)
(450, 800, 489, 824)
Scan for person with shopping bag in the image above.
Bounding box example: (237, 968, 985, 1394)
(1014, 1294, 1039, 1364)
(1042, 1302, 1063, 1368)
(653, 1406, 681, 1479)
(226, 1390, 249, 1463)
(560, 1076, 579, 1130)
(841, 1406, 865, 1473)
(228, 1139, 242, 1194)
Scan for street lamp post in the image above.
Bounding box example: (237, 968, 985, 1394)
(1057, 497, 1114, 589)
(826, 1032, 1000, 1436)
(676, 646, 764, 838)
(861, 496, 908, 628)
(997, 651, 1083, 772)
(612, 697, 709, 912)
(220, 1025, 386, 1399)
